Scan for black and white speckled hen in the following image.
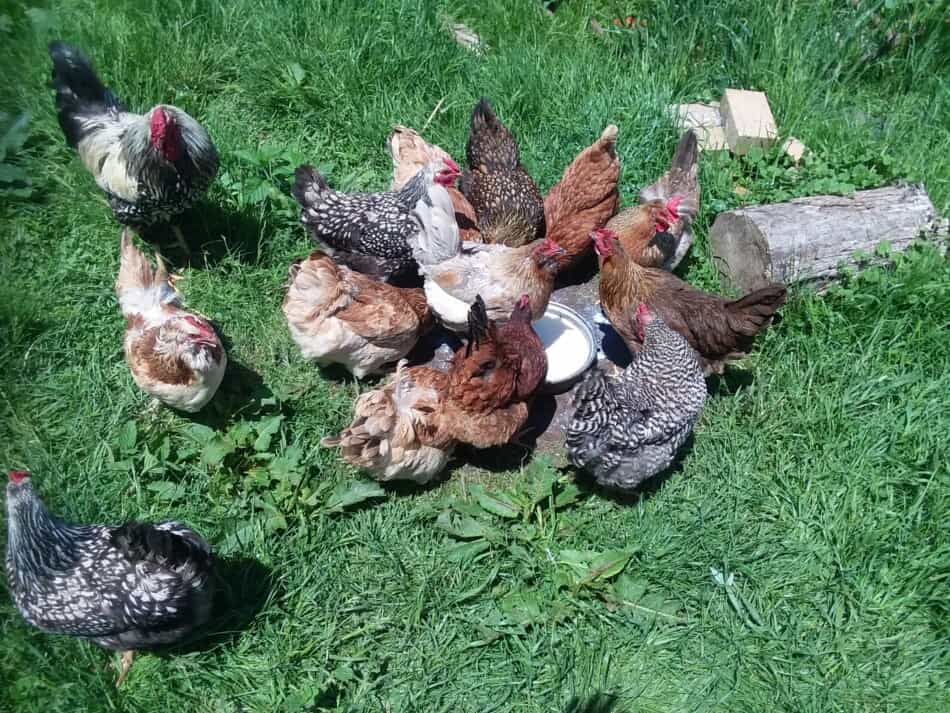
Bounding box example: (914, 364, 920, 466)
(567, 304, 706, 491)
(4, 470, 215, 687)
(460, 98, 546, 247)
(292, 158, 461, 281)
(48, 42, 219, 253)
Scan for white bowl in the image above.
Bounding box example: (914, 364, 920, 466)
(532, 301, 597, 392)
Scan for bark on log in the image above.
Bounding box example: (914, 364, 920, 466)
(709, 184, 948, 293)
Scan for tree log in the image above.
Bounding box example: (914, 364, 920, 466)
(709, 184, 948, 293)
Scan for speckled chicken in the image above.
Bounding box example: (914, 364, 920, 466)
(410, 195, 564, 332)
(387, 125, 481, 241)
(4, 470, 215, 687)
(567, 305, 706, 491)
(605, 130, 700, 269)
(292, 158, 460, 280)
(116, 230, 226, 412)
(460, 99, 546, 247)
(48, 42, 218, 254)
(282, 250, 433, 378)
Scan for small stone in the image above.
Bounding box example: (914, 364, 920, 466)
(720, 89, 778, 155)
(782, 137, 807, 163)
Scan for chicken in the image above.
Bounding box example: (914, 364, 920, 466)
(605, 130, 700, 269)
(48, 42, 218, 254)
(459, 98, 545, 247)
(543, 125, 621, 270)
(321, 361, 455, 483)
(282, 250, 433, 378)
(440, 295, 547, 448)
(387, 125, 481, 242)
(292, 157, 461, 280)
(567, 304, 706, 491)
(593, 228, 786, 375)
(116, 230, 226, 411)
(321, 297, 546, 481)
(5, 470, 215, 687)
(410, 196, 564, 332)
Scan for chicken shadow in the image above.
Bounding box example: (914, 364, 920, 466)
(163, 554, 273, 655)
(706, 367, 755, 397)
(453, 394, 558, 473)
(562, 693, 626, 713)
(185, 357, 280, 429)
(143, 202, 267, 267)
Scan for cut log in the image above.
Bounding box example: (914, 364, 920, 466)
(709, 184, 948, 293)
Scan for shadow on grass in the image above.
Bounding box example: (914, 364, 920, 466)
(165, 554, 273, 656)
(143, 202, 266, 266)
(563, 693, 625, 713)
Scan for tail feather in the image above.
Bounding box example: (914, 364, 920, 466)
(466, 98, 518, 171)
(726, 284, 787, 334)
(465, 295, 490, 354)
(669, 129, 699, 175)
(115, 229, 177, 312)
(48, 41, 123, 147)
(292, 164, 330, 208)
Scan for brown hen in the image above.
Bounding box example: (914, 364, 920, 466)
(543, 125, 621, 271)
(460, 98, 545, 247)
(594, 228, 786, 374)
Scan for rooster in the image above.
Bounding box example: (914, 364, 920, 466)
(116, 230, 226, 411)
(460, 98, 546, 247)
(410, 196, 564, 332)
(387, 125, 481, 241)
(292, 158, 461, 281)
(5, 470, 215, 687)
(593, 228, 786, 375)
(567, 304, 706, 491)
(605, 130, 700, 270)
(48, 42, 219, 254)
(543, 124, 621, 271)
(282, 250, 433, 378)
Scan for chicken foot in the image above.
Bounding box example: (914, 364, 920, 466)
(115, 649, 136, 688)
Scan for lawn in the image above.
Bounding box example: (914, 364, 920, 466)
(1, 0, 948, 711)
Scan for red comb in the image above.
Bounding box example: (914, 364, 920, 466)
(666, 196, 682, 220)
(9, 470, 29, 484)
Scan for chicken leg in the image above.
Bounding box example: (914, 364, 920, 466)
(115, 649, 136, 688)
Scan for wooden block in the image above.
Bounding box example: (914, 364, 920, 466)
(708, 184, 948, 293)
(720, 89, 778, 155)
(696, 125, 728, 151)
(782, 137, 807, 163)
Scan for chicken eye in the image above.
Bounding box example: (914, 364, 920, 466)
(479, 360, 496, 371)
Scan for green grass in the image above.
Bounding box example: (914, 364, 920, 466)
(1, 0, 949, 711)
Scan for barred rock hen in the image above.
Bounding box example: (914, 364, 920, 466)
(116, 230, 226, 411)
(48, 42, 218, 253)
(605, 130, 700, 269)
(387, 125, 481, 241)
(460, 99, 546, 247)
(567, 305, 706, 491)
(5, 470, 215, 687)
(594, 228, 786, 375)
(282, 250, 433, 377)
(410, 196, 564, 332)
(293, 158, 460, 280)
(543, 125, 621, 270)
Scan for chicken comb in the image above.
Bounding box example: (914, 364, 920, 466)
(8, 470, 29, 483)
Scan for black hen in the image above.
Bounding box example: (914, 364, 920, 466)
(4, 470, 214, 686)
(48, 41, 218, 251)
(567, 305, 706, 491)
(292, 158, 460, 281)
(460, 98, 546, 247)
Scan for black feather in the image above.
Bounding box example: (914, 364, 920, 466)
(670, 129, 699, 174)
(648, 230, 677, 264)
(110, 522, 211, 570)
(48, 41, 124, 147)
(292, 164, 329, 205)
(465, 295, 489, 355)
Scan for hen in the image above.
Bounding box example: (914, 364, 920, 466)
(605, 130, 700, 269)
(116, 230, 226, 411)
(410, 196, 564, 331)
(594, 228, 786, 375)
(567, 304, 706, 491)
(387, 125, 481, 241)
(48, 42, 218, 254)
(292, 158, 460, 280)
(543, 125, 621, 270)
(282, 250, 433, 378)
(5, 470, 215, 687)
(460, 99, 546, 247)
(440, 295, 547, 448)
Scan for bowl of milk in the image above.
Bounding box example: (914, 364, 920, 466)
(532, 301, 597, 393)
